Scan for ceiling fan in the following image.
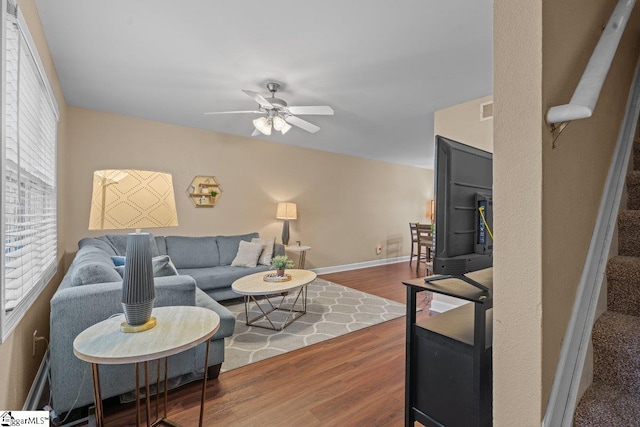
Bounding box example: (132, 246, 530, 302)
(205, 82, 334, 136)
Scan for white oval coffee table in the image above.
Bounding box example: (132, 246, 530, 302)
(232, 269, 317, 331)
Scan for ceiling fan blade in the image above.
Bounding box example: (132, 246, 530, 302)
(204, 110, 262, 115)
(251, 128, 261, 137)
(285, 115, 320, 133)
(242, 90, 274, 108)
(287, 106, 334, 116)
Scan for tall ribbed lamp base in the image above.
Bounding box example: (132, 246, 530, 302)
(121, 232, 156, 333)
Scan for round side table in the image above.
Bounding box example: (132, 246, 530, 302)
(285, 245, 311, 268)
(73, 306, 220, 427)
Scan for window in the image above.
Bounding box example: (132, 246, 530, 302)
(1, 0, 59, 342)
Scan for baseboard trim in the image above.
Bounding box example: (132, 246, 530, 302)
(311, 256, 410, 275)
(23, 349, 49, 410)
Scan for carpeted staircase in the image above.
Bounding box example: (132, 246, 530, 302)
(573, 144, 640, 426)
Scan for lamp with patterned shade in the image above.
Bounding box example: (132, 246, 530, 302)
(89, 170, 178, 332)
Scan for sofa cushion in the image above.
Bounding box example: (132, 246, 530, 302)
(155, 236, 167, 256)
(251, 236, 276, 266)
(216, 232, 259, 265)
(165, 236, 219, 269)
(78, 237, 118, 256)
(71, 262, 122, 286)
(115, 255, 179, 278)
(178, 265, 270, 291)
(231, 241, 264, 268)
(69, 247, 122, 286)
(97, 234, 160, 257)
(194, 287, 235, 339)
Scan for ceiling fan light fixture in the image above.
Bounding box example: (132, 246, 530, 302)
(253, 116, 272, 135)
(272, 115, 287, 131)
(281, 121, 292, 134)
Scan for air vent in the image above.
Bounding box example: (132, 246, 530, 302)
(480, 101, 493, 121)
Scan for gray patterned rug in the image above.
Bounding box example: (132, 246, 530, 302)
(221, 278, 405, 372)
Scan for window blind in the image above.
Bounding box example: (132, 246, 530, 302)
(2, 1, 58, 340)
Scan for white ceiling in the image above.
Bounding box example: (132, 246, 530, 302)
(34, 0, 492, 169)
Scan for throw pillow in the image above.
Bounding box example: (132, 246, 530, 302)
(231, 240, 264, 268)
(251, 237, 276, 266)
(111, 256, 126, 266)
(115, 255, 179, 278)
(216, 233, 260, 265)
(152, 255, 179, 277)
(71, 262, 123, 286)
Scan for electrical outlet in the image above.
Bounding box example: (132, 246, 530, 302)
(376, 244, 383, 255)
(32, 330, 46, 357)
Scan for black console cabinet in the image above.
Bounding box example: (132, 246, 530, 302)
(403, 268, 493, 427)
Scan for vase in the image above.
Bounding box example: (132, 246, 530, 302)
(277, 269, 285, 277)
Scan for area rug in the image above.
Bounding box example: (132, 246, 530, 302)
(221, 278, 406, 372)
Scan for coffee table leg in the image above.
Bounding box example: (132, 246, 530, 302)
(199, 339, 211, 427)
(90, 364, 104, 427)
(247, 295, 279, 330)
(243, 296, 249, 326)
(244, 287, 308, 331)
(279, 286, 307, 329)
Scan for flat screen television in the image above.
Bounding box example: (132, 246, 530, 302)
(433, 135, 493, 277)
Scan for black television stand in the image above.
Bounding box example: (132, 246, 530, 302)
(403, 268, 493, 427)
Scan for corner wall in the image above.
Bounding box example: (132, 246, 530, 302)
(493, 0, 640, 424)
(65, 107, 432, 269)
(434, 95, 493, 153)
(0, 0, 68, 410)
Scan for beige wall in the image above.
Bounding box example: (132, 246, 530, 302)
(0, 0, 69, 410)
(65, 107, 431, 269)
(494, 0, 640, 424)
(434, 95, 493, 152)
(493, 1, 544, 424)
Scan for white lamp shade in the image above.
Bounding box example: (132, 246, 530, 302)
(281, 122, 292, 134)
(272, 115, 286, 131)
(89, 169, 179, 230)
(253, 116, 272, 135)
(276, 202, 297, 220)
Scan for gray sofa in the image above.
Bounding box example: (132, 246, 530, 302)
(50, 232, 283, 414)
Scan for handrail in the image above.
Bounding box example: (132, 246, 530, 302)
(547, 0, 635, 131)
(542, 54, 640, 427)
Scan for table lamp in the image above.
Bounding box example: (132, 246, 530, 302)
(276, 202, 297, 246)
(89, 169, 179, 332)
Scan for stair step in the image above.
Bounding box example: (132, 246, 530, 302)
(606, 256, 640, 316)
(574, 383, 640, 426)
(592, 311, 640, 395)
(627, 171, 640, 210)
(618, 210, 640, 257)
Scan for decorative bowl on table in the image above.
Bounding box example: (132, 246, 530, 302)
(263, 272, 292, 283)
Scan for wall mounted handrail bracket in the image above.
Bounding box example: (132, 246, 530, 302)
(546, 0, 636, 128)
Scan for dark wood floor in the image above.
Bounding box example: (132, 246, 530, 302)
(103, 262, 429, 426)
